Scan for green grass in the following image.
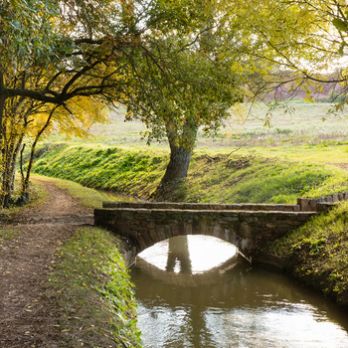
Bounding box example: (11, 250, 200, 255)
(265, 202, 348, 305)
(48, 226, 141, 347)
(33, 174, 134, 209)
(0, 227, 19, 245)
(225, 141, 348, 165)
(187, 154, 346, 203)
(33, 143, 348, 203)
(33, 144, 166, 199)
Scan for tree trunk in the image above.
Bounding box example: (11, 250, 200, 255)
(19, 107, 56, 202)
(1, 137, 22, 207)
(0, 72, 5, 140)
(158, 144, 192, 194)
(0, 71, 7, 207)
(2, 148, 14, 208)
(166, 236, 192, 274)
(154, 121, 197, 201)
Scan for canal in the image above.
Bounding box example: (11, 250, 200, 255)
(131, 235, 348, 348)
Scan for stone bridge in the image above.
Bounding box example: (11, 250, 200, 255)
(94, 196, 342, 257)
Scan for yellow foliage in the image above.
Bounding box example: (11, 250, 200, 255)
(27, 96, 109, 139)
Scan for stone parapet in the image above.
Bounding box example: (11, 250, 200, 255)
(103, 201, 300, 211)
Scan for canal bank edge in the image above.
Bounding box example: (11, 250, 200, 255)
(48, 226, 142, 347)
(259, 201, 348, 308)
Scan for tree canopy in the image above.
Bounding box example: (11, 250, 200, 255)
(1, 0, 348, 204)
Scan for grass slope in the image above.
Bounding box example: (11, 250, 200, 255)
(264, 202, 348, 306)
(49, 227, 141, 347)
(33, 143, 348, 203)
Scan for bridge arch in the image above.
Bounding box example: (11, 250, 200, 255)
(95, 202, 317, 257)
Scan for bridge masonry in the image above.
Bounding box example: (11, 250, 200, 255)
(94, 199, 335, 257)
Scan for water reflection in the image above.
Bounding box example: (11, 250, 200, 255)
(137, 235, 239, 276)
(133, 236, 348, 348)
(166, 236, 192, 274)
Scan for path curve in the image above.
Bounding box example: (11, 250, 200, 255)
(0, 178, 93, 347)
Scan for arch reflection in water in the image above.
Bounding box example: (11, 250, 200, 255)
(135, 235, 240, 287)
(132, 235, 348, 348)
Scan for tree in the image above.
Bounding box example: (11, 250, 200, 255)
(0, 0, 140, 206)
(19, 97, 108, 203)
(125, 38, 242, 200)
(1, 0, 236, 204)
(123, 0, 320, 200)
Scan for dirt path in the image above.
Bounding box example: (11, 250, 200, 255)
(329, 162, 348, 171)
(0, 178, 93, 348)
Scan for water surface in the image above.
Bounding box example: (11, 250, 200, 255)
(132, 235, 348, 348)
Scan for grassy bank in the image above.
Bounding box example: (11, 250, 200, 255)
(48, 226, 141, 347)
(263, 202, 348, 306)
(33, 143, 348, 203)
(31, 177, 141, 346)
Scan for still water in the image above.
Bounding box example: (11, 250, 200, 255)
(131, 235, 348, 348)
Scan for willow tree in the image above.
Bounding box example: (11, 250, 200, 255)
(233, 1, 348, 96)
(0, 0, 142, 206)
(123, 0, 321, 200)
(126, 42, 242, 200)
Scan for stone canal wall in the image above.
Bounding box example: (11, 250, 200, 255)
(297, 192, 348, 211)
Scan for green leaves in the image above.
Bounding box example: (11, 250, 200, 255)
(333, 18, 348, 33)
(1, 0, 59, 59)
(147, 0, 210, 33)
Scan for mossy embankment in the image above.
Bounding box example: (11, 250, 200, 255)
(49, 226, 141, 347)
(33, 143, 348, 203)
(262, 202, 348, 307)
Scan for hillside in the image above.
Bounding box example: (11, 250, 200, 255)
(33, 143, 348, 203)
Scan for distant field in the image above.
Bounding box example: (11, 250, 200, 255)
(48, 101, 348, 150)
